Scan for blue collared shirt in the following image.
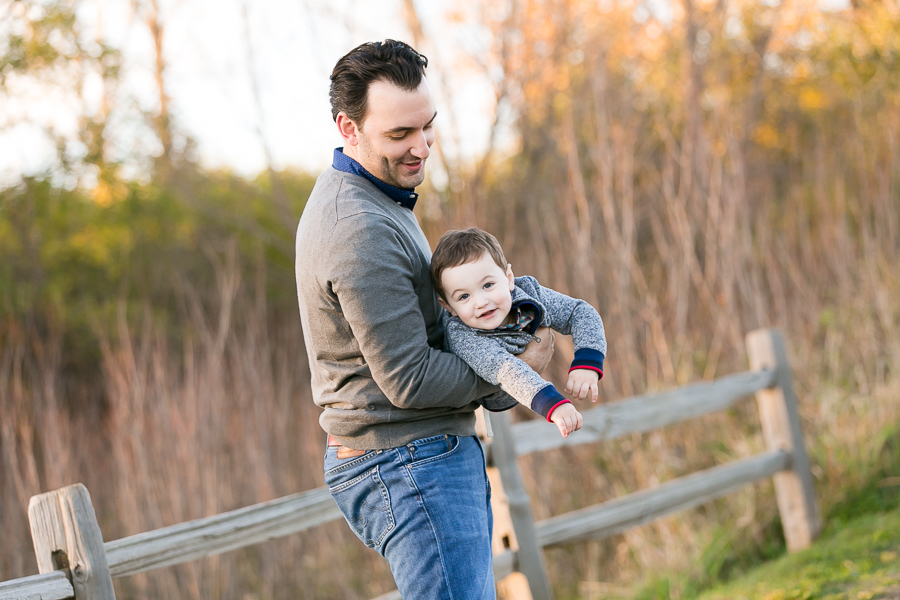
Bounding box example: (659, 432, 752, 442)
(332, 148, 419, 210)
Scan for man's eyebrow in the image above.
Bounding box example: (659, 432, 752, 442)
(385, 112, 438, 134)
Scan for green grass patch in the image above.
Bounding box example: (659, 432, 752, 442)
(696, 508, 900, 600)
(623, 427, 900, 600)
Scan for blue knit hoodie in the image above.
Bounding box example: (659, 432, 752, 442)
(443, 276, 607, 420)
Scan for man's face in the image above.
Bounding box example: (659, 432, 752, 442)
(345, 78, 437, 189)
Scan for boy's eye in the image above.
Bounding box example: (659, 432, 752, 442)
(484, 282, 494, 289)
(458, 293, 469, 301)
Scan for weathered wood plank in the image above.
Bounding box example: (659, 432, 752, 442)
(492, 549, 516, 581)
(746, 329, 820, 551)
(536, 450, 791, 547)
(28, 484, 116, 600)
(0, 572, 74, 600)
(512, 368, 776, 456)
(104, 486, 341, 578)
(492, 412, 554, 600)
(366, 551, 517, 600)
(487, 463, 535, 600)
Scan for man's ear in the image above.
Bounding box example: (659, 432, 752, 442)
(506, 263, 515, 291)
(336, 112, 359, 146)
(438, 296, 456, 316)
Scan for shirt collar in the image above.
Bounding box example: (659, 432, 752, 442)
(332, 148, 419, 210)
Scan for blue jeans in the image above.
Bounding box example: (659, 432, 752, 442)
(324, 434, 495, 599)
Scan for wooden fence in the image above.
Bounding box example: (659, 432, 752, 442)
(0, 328, 819, 600)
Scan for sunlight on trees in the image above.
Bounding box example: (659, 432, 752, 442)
(2, 0, 899, 597)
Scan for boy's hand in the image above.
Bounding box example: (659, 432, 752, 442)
(566, 369, 600, 403)
(550, 403, 583, 438)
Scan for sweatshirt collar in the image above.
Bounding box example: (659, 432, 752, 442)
(333, 148, 419, 210)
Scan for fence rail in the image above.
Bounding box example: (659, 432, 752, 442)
(510, 367, 777, 456)
(105, 487, 339, 578)
(0, 571, 73, 600)
(535, 449, 791, 547)
(0, 328, 819, 600)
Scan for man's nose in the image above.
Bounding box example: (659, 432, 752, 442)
(410, 130, 431, 159)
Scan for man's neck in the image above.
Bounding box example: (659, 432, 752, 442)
(332, 148, 419, 210)
(342, 144, 362, 164)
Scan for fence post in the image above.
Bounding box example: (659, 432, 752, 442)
(746, 328, 821, 551)
(491, 411, 554, 600)
(29, 483, 116, 600)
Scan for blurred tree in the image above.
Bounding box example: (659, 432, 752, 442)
(1, 0, 122, 186)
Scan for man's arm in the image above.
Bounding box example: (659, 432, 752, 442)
(326, 214, 496, 409)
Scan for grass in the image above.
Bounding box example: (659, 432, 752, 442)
(695, 430, 900, 600)
(617, 428, 900, 600)
(696, 507, 900, 600)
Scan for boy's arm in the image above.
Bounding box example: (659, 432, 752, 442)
(524, 277, 607, 377)
(327, 214, 497, 410)
(445, 319, 571, 421)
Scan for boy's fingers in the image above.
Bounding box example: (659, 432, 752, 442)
(591, 383, 599, 402)
(557, 421, 568, 437)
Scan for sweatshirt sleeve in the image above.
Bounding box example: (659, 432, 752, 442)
(325, 214, 497, 409)
(445, 318, 570, 420)
(525, 277, 607, 376)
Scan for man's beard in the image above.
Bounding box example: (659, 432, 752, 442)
(379, 155, 425, 189)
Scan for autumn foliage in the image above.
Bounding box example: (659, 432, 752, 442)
(2, 0, 900, 598)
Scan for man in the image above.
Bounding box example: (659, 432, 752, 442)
(295, 40, 553, 599)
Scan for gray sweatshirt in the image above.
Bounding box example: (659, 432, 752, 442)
(295, 166, 500, 450)
(444, 276, 607, 420)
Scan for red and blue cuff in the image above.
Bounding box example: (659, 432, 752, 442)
(568, 348, 605, 378)
(531, 385, 571, 421)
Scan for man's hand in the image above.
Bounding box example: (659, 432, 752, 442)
(566, 369, 600, 403)
(518, 327, 554, 374)
(550, 403, 583, 438)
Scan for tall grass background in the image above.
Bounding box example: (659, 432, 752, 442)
(2, 0, 899, 598)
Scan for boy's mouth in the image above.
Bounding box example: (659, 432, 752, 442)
(478, 309, 496, 319)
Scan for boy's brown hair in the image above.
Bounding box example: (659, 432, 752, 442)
(430, 228, 507, 300)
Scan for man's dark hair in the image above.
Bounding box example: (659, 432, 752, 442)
(330, 39, 428, 125)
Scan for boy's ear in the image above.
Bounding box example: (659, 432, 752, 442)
(506, 263, 515, 291)
(438, 296, 456, 316)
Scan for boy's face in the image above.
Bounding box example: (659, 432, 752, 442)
(438, 252, 515, 330)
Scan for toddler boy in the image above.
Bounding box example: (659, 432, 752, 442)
(431, 228, 607, 438)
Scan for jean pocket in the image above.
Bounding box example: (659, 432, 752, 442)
(324, 448, 381, 476)
(328, 465, 394, 548)
(406, 434, 460, 468)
